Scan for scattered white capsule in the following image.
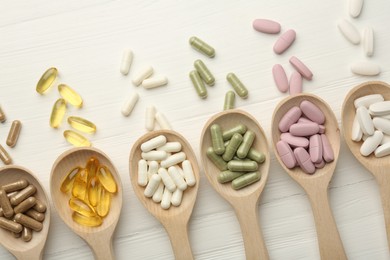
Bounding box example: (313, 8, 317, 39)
(144, 174, 161, 197)
(152, 182, 164, 203)
(362, 27, 374, 57)
(161, 152, 186, 168)
(161, 187, 172, 210)
(369, 101, 390, 116)
(375, 142, 390, 157)
(138, 159, 148, 186)
(337, 19, 360, 45)
(360, 130, 383, 156)
(373, 117, 390, 135)
(156, 142, 182, 153)
(381, 134, 390, 145)
(357, 106, 374, 136)
(354, 94, 384, 108)
(174, 165, 185, 178)
(158, 167, 176, 192)
(168, 166, 187, 191)
(141, 151, 168, 161)
(147, 161, 159, 180)
(352, 114, 363, 142)
(155, 111, 172, 130)
(182, 160, 196, 186)
(141, 135, 167, 152)
(121, 92, 139, 117)
(132, 65, 153, 86)
(349, 0, 364, 18)
(171, 189, 183, 207)
(120, 49, 133, 75)
(351, 61, 381, 76)
(145, 106, 156, 131)
(142, 76, 168, 89)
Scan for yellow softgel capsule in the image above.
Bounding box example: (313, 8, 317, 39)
(72, 169, 88, 200)
(50, 99, 67, 128)
(36, 67, 58, 94)
(63, 130, 91, 147)
(88, 177, 100, 207)
(67, 116, 96, 134)
(58, 84, 83, 108)
(86, 157, 99, 179)
(60, 166, 82, 193)
(69, 197, 96, 217)
(97, 166, 117, 193)
(72, 211, 102, 227)
(96, 187, 110, 217)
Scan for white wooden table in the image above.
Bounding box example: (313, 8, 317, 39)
(1, 0, 390, 259)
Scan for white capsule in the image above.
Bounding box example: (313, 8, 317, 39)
(155, 111, 172, 130)
(376, 142, 390, 157)
(142, 76, 168, 89)
(156, 142, 182, 153)
(362, 134, 369, 141)
(349, 0, 364, 18)
(337, 19, 360, 44)
(362, 27, 374, 57)
(147, 161, 159, 180)
(381, 134, 390, 145)
(120, 49, 133, 75)
(158, 167, 176, 192)
(381, 114, 390, 120)
(357, 106, 374, 136)
(360, 130, 383, 156)
(145, 106, 156, 131)
(152, 182, 164, 203)
(373, 117, 390, 135)
(354, 94, 384, 108)
(171, 189, 183, 207)
(161, 152, 186, 168)
(174, 165, 185, 178)
(121, 93, 139, 117)
(141, 151, 167, 161)
(168, 166, 187, 191)
(138, 159, 148, 186)
(161, 187, 172, 210)
(141, 135, 167, 152)
(132, 65, 153, 86)
(351, 61, 380, 76)
(144, 174, 161, 197)
(351, 114, 363, 142)
(182, 160, 196, 186)
(369, 101, 390, 116)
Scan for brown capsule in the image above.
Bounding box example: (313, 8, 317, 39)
(0, 217, 23, 233)
(0, 106, 6, 123)
(2, 179, 29, 193)
(33, 199, 46, 213)
(0, 207, 4, 217)
(10, 185, 36, 206)
(14, 197, 36, 214)
(6, 120, 22, 148)
(0, 189, 14, 218)
(22, 227, 32, 242)
(0, 145, 12, 165)
(14, 213, 42, 232)
(12, 231, 22, 238)
(25, 209, 45, 222)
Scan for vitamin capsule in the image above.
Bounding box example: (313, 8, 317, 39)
(276, 140, 296, 168)
(273, 64, 289, 93)
(50, 98, 66, 128)
(300, 100, 325, 124)
(142, 151, 167, 161)
(72, 169, 88, 200)
(87, 177, 100, 207)
(6, 120, 22, 148)
(0, 106, 6, 123)
(228, 160, 258, 172)
(60, 167, 82, 193)
(161, 187, 172, 210)
(375, 142, 390, 157)
(168, 166, 187, 191)
(0, 217, 23, 233)
(174, 165, 185, 178)
(171, 189, 183, 207)
(158, 168, 176, 192)
(161, 152, 186, 168)
(309, 135, 323, 164)
(352, 115, 363, 142)
(0, 145, 12, 165)
(14, 213, 43, 232)
(96, 187, 110, 217)
(36, 67, 58, 94)
(13, 231, 22, 238)
(72, 211, 102, 227)
(182, 160, 196, 186)
(354, 94, 384, 108)
(10, 185, 36, 206)
(142, 76, 168, 89)
(67, 116, 96, 134)
(381, 134, 390, 145)
(141, 135, 167, 152)
(360, 130, 383, 156)
(223, 133, 243, 161)
(273, 29, 296, 54)
(98, 166, 117, 193)
(206, 147, 228, 171)
(247, 148, 265, 163)
(121, 93, 139, 117)
(0, 208, 3, 217)
(237, 131, 255, 159)
(69, 197, 96, 217)
(315, 160, 326, 169)
(218, 170, 244, 183)
(138, 159, 148, 186)
(357, 106, 374, 135)
(26, 209, 45, 222)
(289, 56, 313, 81)
(145, 105, 156, 131)
(321, 134, 334, 162)
(155, 111, 172, 130)
(148, 161, 159, 180)
(14, 197, 36, 214)
(22, 227, 32, 242)
(157, 142, 182, 153)
(290, 122, 320, 136)
(338, 19, 360, 44)
(252, 19, 281, 34)
(281, 132, 309, 148)
(152, 182, 164, 203)
(190, 70, 207, 99)
(2, 179, 28, 193)
(362, 26, 374, 57)
(189, 36, 215, 58)
(349, 0, 364, 18)
(194, 60, 215, 86)
(0, 189, 14, 218)
(224, 91, 235, 110)
(279, 106, 302, 133)
(132, 66, 154, 86)
(63, 130, 91, 147)
(369, 101, 390, 116)
(211, 124, 225, 155)
(120, 49, 133, 75)
(144, 174, 161, 198)
(351, 62, 380, 76)
(373, 117, 390, 135)
(86, 157, 99, 180)
(222, 124, 247, 141)
(58, 84, 83, 108)
(232, 171, 260, 190)
(226, 73, 248, 99)
(294, 147, 315, 174)
(289, 72, 302, 95)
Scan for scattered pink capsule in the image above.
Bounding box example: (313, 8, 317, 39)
(278, 106, 302, 132)
(294, 147, 315, 174)
(252, 19, 281, 34)
(281, 132, 309, 148)
(321, 134, 334, 162)
(276, 140, 296, 169)
(289, 71, 302, 95)
(289, 56, 313, 80)
(273, 64, 289, 93)
(273, 29, 296, 54)
(290, 122, 320, 136)
(309, 134, 323, 163)
(300, 100, 325, 124)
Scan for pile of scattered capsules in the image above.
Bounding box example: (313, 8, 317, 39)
(137, 135, 196, 209)
(276, 100, 334, 174)
(352, 94, 390, 157)
(36, 68, 96, 147)
(61, 157, 117, 227)
(206, 124, 265, 189)
(0, 179, 46, 242)
(0, 106, 22, 165)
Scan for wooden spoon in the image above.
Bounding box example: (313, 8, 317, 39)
(342, 81, 390, 249)
(50, 147, 123, 260)
(271, 93, 346, 260)
(129, 130, 200, 260)
(0, 165, 50, 260)
(199, 109, 270, 260)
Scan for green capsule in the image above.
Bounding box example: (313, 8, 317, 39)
(190, 70, 207, 99)
(224, 141, 230, 147)
(206, 147, 228, 171)
(194, 60, 215, 86)
(189, 36, 215, 58)
(232, 171, 261, 190)
(237, 131, 255, 158)
(217, 170, 244, 184)
(247, 148, 266, 163)
(222, 133, 243, 161)
(228, 160, 258, 172)
(210, 124, 225, 155)
(224, 91, 235, 110)
(222, 124, 247, 141)
(226, 73, 248, 99)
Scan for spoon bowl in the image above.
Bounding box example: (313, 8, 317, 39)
(129, 129, 200, 260)
(0, 165, 50, 260)
(200, 109, 270, 260)
(50, 147, 122, 260)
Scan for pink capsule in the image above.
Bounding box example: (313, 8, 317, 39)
(300, 100, 325, 124)
(289, 56, 313, 80)
(276, 140, 296, 168)
(298, 117, 312, 124)
(273, 64, 289, 93)
(289, 122, 320, 136)
(321, 134, 334, 162)
(309, 134, 323, 163)
(289, 71, 302, 95)
(281, 132, 309, 148)
(314, 160, 325, 169)
(294, 147, 315, 174)
(278, 106, 302, 132)
(273, 29, 296, 54)
(319, 125, 325, 134)
(252, 19, 281, 34)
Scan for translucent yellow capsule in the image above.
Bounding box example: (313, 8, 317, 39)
(50, 99, 67, 128)
(58, 84, 83, 108)
(67, 116, 96, 134)
(69, 197, 96, 217)
(96, 187, 111, 217)
(72, 211, 102, 227)
(60, 166, 82, 193)
(63, 130, 91, 147)
(72, 169, 88, 200)
(86, 156, 99, 179)
(88, 177, 100, 207)
(97, 166, 117, 193)
(36, 67, 58, 94)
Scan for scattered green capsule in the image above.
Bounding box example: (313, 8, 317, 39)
(36, 67, 58, 94)
(228, 160, 258, 172)
(194, 59, 215, 86)
(247, 148, 265, 163)
(237, 131, 255, 158)
(224, 91, 235, 110)
(222, 133, 243, 161)
(232, 171, 261, 190)
(218, 170, 244, 184)
(226, 73, 248, 99)
(210, 124, 225, 155)
(189, 36, 215, 58)
(222, 124, 247, 141)
(190, 70, 207, 99)
(206, 147, 227, 171)
(50, 98, 67, 128)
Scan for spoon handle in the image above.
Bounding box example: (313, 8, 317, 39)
(91, 239, 114, 260)
(378, 178, 390, 250)
(164, 221, 194, 260)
